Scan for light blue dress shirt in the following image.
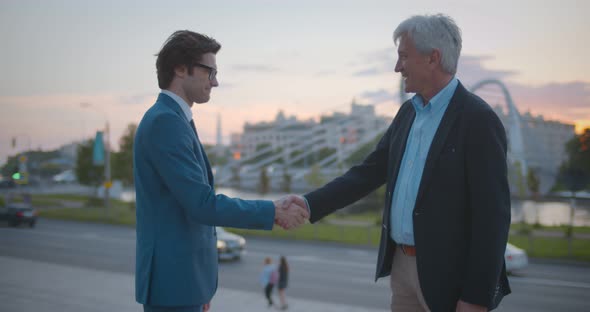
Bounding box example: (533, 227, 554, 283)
(161, 90, 193, 123)
(390, 78, 459, 245)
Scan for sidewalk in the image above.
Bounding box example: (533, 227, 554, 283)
(0, 256, 387, 312)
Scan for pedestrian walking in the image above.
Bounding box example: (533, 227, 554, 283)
(277, 256, 289, 310)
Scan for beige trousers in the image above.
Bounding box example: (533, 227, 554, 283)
(390, 245, 430, 312)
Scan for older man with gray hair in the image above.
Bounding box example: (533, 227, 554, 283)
(284, 14, 511, 311)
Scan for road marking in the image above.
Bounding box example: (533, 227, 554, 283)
(247, 250, 375, 269)
(510, 276, 590, 289)
(0, 227, 134, 245)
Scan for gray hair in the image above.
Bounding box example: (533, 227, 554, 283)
(393, 14, 462, 75)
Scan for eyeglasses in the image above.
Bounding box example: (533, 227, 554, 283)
(194, 63, 217, 81)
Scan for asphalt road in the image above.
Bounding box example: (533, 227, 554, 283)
(0, 219, 589, 311)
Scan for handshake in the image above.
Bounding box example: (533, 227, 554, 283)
(273, 195, 309, 230)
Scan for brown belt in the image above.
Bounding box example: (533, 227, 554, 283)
(399, 244, 417, 256)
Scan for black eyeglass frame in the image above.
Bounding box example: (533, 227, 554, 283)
(193, 63, 217, 81)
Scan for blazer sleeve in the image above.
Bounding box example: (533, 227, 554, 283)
(304, 118, 396, 223)
(460, 107, 511, 306)
(145, 113, 275, 230)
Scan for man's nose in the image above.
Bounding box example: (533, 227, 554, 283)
(394, 60, 402, 73)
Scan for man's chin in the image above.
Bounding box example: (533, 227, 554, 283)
(195, 96, 211, 104)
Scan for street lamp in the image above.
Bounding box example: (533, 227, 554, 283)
(80, 102, 112, 217)
(11, 134, 32, 186)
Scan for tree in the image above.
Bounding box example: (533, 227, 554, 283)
(75, 139, 104, 187)
(555, 128, 590, 191)
(230, 166, 241, 188)
(257, 167, 270, 194)
(512, 161, 527, 199)
(304, 164, 325, 188)
(526, 168, 540, 199)
(112, 123, 137, 186)
(280, 167, 292, 193)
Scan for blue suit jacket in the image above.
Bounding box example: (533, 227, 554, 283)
(134, 93, 275, 306)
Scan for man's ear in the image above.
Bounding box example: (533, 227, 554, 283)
(429, 49, 442, 68)
(174, 65, 188, 78)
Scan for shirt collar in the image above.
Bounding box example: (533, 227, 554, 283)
(411, 77, 458, 113)
(161, 90, 193, 123)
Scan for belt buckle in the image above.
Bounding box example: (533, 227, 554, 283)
(401, 244, 416, 256)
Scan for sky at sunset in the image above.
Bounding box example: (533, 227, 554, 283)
(1, 0, 589, 165)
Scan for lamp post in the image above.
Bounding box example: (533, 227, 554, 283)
(11, 134, 32, 188)
(81, 102, 111, 217)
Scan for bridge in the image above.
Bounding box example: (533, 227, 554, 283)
(216, 78, 567, 194)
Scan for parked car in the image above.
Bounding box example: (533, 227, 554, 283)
(216, 227, 246, 261)
(0, 202, 37, 227)
(52, 169, 77, 184)
(505, 243, 528, 272)
(0, 179, 16, 189)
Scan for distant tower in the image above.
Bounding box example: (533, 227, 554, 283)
(216, 113, 222, 146)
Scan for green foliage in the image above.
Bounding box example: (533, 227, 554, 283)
(230, 166, 241, 187)
(111, 123, 136, 186)
(0, 196, 5, 207)
(257, 167, 270, 194)
(203, 144, 230, 167)
(509, 236, 590, 262)
(304, 164, 325, 188)
(317, 147, 336, 161)
(85, 196, 104, 208)
(512, 161, 527, 198)
(75, 140, 104, 186)
(345, 131, 384, 166)
(527, 168, 540, 197)
(280, 168, 292, 193)
(243, 143, 274, 165)
(1, 150, 62, 177)
(555, 128, 590, 191)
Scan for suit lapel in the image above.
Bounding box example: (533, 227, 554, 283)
(383, 103, 415, 224)
(414, 83, 466, 212)
(159, 94, 215, 187)
(190, 120, 215, 187)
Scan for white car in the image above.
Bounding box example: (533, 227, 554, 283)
(505, 243, 528, 272)
(216, 227, 246, 261)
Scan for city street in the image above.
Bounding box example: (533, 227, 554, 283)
(0, 219, 589, 311)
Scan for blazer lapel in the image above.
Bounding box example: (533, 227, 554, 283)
(159, 94, 215, 187)
(384, 103, 415, 224)
(414, 83, 466, 212)
(190, 120, 215, 187)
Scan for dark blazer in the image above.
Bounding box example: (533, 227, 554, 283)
(134, 93, 275, 307)
(305, 82, 511, 311)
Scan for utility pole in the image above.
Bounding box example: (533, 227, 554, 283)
(82, 102, 111, 218)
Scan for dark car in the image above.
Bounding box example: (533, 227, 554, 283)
(0, 202, 37, 227)
(0, 179, 16, 189)
(216, 227, 246, 261)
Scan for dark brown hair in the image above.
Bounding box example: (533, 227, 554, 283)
(156, 30, 221, 89)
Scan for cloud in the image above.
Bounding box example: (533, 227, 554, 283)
(353, 67, 384, 77)
(118, 93, 156, 106)
(352, 47, 394, 77)
(359, 88, 398, 105)
(313, 70, 337, 77)
(507, 81, 590, 120)
(456, 56, 590, 122)
(231, 64, 280, 72)
(354, 48, 590, 124)
(457, 55, 518, 84)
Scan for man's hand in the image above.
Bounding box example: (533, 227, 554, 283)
(456, 300, 487, 312)
(273, 195, 309, 230)
(203, 302, 210, 312)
